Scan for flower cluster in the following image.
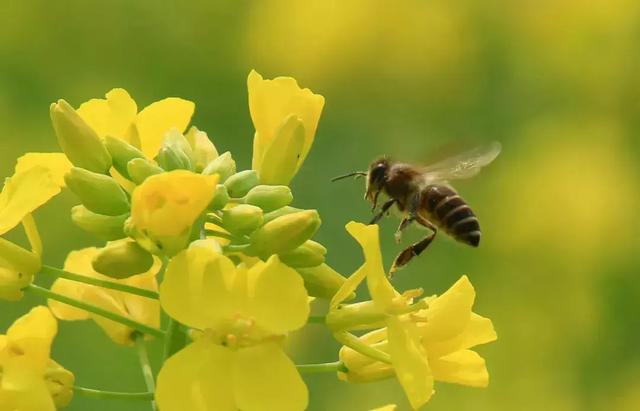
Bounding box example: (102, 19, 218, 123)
(0, 70, 496, 410)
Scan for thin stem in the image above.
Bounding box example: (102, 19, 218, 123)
(333, 331, 392, 364)
(73, 387, 154, 401)
(162, 318, 188, 361)
(134, 333, 157, 411)
(24, 284, 165, 339)
(40, 265, 159, 300)
(297, 361, 347, 374)
(307, 315, 326, 324)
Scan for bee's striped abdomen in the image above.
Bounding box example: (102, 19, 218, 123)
(422, 184, 481, 247)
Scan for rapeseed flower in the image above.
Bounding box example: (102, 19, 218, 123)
(156, 241, 310, 411)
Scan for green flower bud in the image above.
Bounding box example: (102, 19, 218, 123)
(64, 167, 130, 216)
(248, 210, 321, 258)
(44, 360, 75, 409)
(245, 185, 293, 212)
(263, 206, 303, 224)
(127, 158, 164, 185)
(224, 170, 259, 198)
(222, 204, 264, 235)
(297, 263, 350, 300)
(71, 205, 128, 241)
(186, 126, 218, 172)
(279, 240, 326, 268)
(91, 239, 155, 279)
(104, 136, 145, 180)
(49, 99, 112, 173)
(0, 237, 40, 277)
(209, 184, 230, 210)
(155, 129, 194, 171)
(202, 151, 236, 181)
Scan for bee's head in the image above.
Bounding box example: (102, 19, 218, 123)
(365, 157, 389, 204)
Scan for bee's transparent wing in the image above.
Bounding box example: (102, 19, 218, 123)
(421, 141, 501, 182)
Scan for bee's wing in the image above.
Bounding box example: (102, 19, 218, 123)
(421, 141, 501, 182)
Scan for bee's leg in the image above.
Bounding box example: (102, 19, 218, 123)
(393, 193, 421, 243)
(369, 199, 396, 225)
(389, 215, 437, 278)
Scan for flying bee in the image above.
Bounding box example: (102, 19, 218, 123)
(333, 141, 501, 277)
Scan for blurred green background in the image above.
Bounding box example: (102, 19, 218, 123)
(1, 1, 640, 410)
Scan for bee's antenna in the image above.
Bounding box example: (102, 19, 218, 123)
(331, 171, 367, 182)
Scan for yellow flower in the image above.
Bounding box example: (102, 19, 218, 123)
(129, 170, 219, 255)
(0, 164, 65, 300)
(248, 70, 324, 184)
(156, 241, 310, 411)
(77, 88, 195, 158)
(48, 247, 161, 345)
(332, 223, 497, 408)
(0, 306, 74, 411)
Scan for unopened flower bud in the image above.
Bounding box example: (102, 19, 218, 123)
(339, 345, 393, 383)
(92, 239, 155, 279)
(155, 129, 194, 171)
(224, 170, 259, 198)
(127, 158, 164, 185)
(50, 99, 112, 173)
(222, 204, 264, 235)
(186, 126, 218, 172)
(0, 266, 33, 301)
(202, 151, 236, 181)
(296, 263, 350, 300)
(44, 360, 75, 409)
(71, 205, 128, 241)
(279, 240, 326, 268)
(209, 184, 230, 210)
(257, 114, 305, 185)
(0, 237, 41, 299)
(64, 167, 130, 216)
(263, 206, 303, 224)
(104, 136, 145, 180)
(245, 185, 293, 212)
(248, 210, 320, 258)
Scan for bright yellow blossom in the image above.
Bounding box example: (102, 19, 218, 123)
(156, 241, 310, 411)
(0, 165, 64, 300)
(333, 223, 497, 408)
(0, 306, 74, 411)
(48, 247, 161, 345)
(77, 88, 195, 158)
(128, 170, 218, 255)
(248, 70, 324, 184)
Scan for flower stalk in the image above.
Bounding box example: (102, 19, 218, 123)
(134, 333, 158, 411)
(73, 387, 155, 401)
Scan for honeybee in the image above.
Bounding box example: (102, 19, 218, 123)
(333, 142, 501, 276)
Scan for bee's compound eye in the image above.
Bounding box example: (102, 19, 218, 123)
(371, 164, 386, 182)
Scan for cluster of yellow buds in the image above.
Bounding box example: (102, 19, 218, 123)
(0, 70, 496, 410)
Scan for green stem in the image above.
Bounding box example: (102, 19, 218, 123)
(73, 387, 154, 401)
(307, 315, 326, 324)
(134, 333, 157, 411)
(24, 284, 165, 339)
(333, 331, 392, 364)
(40, 265, 159, 299)
(297, 361, 347, 374)
(162, 318, 188, 361)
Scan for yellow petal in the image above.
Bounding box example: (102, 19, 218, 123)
(130, 170, 218, 237)
(248, 70, 324, 172)
(247, 255, 309, 334)
(331, 264, 367, 309)
(160, 243, 236, 329)
(422, 275, 475, 344)
(135, 97, 195, 158)
(77, 88, 138, 142)
(3, 307, 57, 391)
(0, 167, 61, 235)
(2, 379, 56, 411)
(82, 287, 135, 345)
(430, 349, 490, 387)
(234, 342, 308, 411)
(120, 259, 161, 329)
(48, 278, 90, 321)
(371, 405, 397, 411)
(15, 153, 72, 188)
(387, 317, 433, 410)
(156, 339, 236, 411)
(425, 313, 497, 358)
(346, 222, 396, 307)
